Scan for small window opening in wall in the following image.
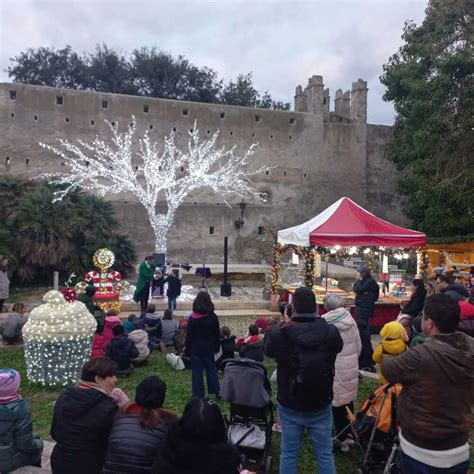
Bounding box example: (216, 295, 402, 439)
(10, 113, 14, 118)
(289, 135, 292, 140)
(25, 159, 30, 166)
(85, 161, 90, 167)
(283, 171, 287, 177)
(209, 226, 215, 235)
(34, 115, 38, 120)
(65, 117, 70, 123)
(303, 173, 307, 178)
(9, 91, 16, 100)
(102, 100, 108, 109)
(289, 118, 296, 125)
(230, 131, 233, 136)
(111, 121, 116, 126)
(56, 96, 63, 105)
(91, 120, 95, 126)
(270, 134, 273, 139)
(189, 128, 193, 133)
(149, 124, 153, 130)
(265, 170, 269, 175)
(251, 132, 255, 137)
(61, 162, 65, 166)
(194, 202, 197, 205)
(207, 130, 211, 134)
(258, 226, 265, 235)
(255, 115, 261, 122)
(5, 157, 10, 165)
(182, 108, 188, 116)
(217, 202, 220, 206)
(173, 127, 177, 132)
(220, 112, 225, 119)
(181, 166, 184, 172)
(135, 165, 139, 171)
(143, 104, 149, 113)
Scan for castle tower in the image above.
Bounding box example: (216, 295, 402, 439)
(294, 85, 307, 112)
(323, 88, 330, 118)
(305, 75, 324, 115)
(334, 89, 351, 119)
(350, 79, 368, 123)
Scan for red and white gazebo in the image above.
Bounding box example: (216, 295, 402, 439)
(277, 197, 426, 248)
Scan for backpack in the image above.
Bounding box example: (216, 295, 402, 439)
(282, 325, 334, 408)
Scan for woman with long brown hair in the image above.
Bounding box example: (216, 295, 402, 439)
(102, 376, 176, 474)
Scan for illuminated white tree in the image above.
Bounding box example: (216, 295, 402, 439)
(40, 117, 265, 254)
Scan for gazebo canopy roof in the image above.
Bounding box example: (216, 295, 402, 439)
(277, 197, 426, 248)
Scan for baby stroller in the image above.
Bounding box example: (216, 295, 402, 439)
(220, 358, 274, 473)
(347, 383, 402, 474)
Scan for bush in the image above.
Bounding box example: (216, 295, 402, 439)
(0, 176, 136, 282)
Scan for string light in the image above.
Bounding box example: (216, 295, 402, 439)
(40, 117, 267, 254)
(23, 290, 96, 386)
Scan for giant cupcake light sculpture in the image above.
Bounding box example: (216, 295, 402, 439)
(23, 290, 97, 386)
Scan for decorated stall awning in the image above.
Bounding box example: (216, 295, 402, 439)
(277, 197, 426, 248)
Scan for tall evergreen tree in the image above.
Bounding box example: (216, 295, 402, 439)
(381, 0, 474, 237)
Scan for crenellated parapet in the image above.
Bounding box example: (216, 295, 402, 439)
(294, 75, 368, 123)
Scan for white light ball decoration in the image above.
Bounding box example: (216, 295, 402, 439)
(23, 290, 97, 386)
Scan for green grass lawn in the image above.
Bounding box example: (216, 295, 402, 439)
(0, 347, 378, 473)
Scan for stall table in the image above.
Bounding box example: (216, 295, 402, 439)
(282, 287, 402, 331)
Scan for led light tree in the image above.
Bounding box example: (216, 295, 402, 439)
(40, 118, 265, 254)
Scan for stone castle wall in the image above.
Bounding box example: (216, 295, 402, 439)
(0, 77, 401, 263)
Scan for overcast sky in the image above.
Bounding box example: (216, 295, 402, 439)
(0, 0, 427, 124)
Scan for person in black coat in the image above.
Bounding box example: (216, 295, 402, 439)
(106, 325, 139, 376)
(184, 292, 221, 398)
(353, 265, 380, 370)
(238, 324, 265, 362)
(398, 278, 427, 335)
(264, 287, 343, 473)
(215, 326, 236, 370)
(103, 376, 177, 474)
(50, 358, 119, 474)
(163, 269, 182, 310)
(152, 398, 241, 474)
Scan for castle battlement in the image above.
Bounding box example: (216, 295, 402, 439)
(294, 75, 368, 123)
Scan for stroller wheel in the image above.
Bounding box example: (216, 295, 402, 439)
(264, 455, 272, 473)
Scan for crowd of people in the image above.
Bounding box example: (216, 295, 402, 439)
(0, 261, 473, 473)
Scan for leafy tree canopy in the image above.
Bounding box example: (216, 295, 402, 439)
(8, 44, 290, 110)
(0, 176, 136, 282)
(380, 0, 474, 238)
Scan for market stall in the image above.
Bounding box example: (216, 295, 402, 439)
(273, 197, 427, 329)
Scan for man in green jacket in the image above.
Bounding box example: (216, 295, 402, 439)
(133, 255, 156, 313)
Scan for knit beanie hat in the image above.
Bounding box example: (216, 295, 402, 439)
(135, 376, 166, 408)
(0, 369, 21, 404)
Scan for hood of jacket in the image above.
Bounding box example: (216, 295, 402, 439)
(145, 312, 160, 321)
(190, 313, 216, 330)
(110, 333, 130, 349)
(380, 338, 407, 356)
(59, 387, 112, 419)
(129, 329, 147, 341)
(104, 315, 121, 328)
(424, 332, 474, 384)
(322, 307, 354, 332)
(444, 284, 469, 298)
(0, 399, 28, 435)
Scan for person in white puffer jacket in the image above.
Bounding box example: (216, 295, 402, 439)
(322, 294, 361, 452)
(128, 320, 151, 364)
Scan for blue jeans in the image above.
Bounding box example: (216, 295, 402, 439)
(401, 452, 469, 474)
(191, 354, 220, 398)
(168, 296, 177, 310)
(278, 403, 336, 474)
